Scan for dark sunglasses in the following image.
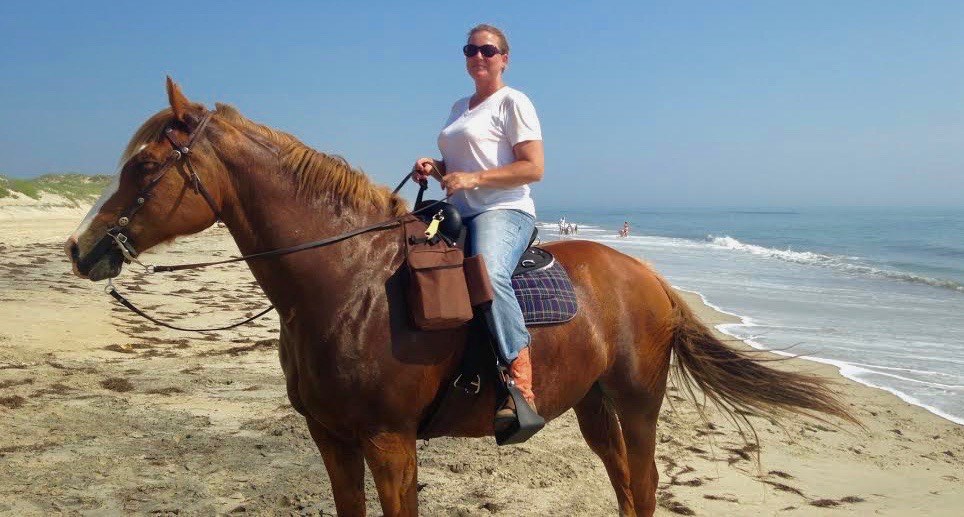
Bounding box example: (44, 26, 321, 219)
(462, 44, 503, 58)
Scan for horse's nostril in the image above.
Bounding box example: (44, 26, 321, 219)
(69, 240, 80, 261)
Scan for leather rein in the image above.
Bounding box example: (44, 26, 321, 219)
(101, 109, 439, 332)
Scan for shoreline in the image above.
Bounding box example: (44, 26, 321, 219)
(667, 288, 963, 514)
(675, 284, 964, 427)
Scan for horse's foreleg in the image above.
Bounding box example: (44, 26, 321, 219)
(362, 430, 418, 517)
(305, 418, 367, 516)
(614, 403, 661, 517)
(574, 383, 635, 517)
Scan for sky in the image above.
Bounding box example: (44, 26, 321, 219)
(1, 1, 961, 209)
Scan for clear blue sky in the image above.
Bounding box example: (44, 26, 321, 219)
(1, 1, 961, 208)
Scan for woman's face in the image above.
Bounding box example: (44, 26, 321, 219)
(465, 31, 507, 83)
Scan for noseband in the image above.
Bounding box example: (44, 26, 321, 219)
(77, 111, 219, 272)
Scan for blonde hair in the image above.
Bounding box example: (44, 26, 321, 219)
(468, 24, 509, 54)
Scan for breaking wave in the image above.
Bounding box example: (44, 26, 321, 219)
(708, 235, 964, 293)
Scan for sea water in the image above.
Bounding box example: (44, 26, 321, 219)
(540, 207, 964, 425)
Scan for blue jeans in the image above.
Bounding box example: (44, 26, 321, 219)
(465, 209, 535, 365)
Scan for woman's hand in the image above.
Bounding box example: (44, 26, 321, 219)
(441, 172, 481, 195)
(412, 157, 442, 183)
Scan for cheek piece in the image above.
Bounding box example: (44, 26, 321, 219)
(76, 111, 219, 273)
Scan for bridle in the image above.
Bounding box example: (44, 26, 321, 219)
(84, 109, 443, 332)
(76, 111, 220, 274)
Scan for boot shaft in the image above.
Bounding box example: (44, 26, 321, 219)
(509, 347, 535, 404)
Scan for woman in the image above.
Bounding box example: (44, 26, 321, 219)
(412, 24, 544, 427)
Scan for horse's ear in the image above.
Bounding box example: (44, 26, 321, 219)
(166, 76, 192, 123)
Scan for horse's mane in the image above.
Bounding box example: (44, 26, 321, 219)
(122, 104, 408, 217)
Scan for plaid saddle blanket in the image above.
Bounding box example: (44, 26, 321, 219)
(511, 257, 578, 325)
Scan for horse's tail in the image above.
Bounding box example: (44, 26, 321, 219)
(655, 275, 859, 430)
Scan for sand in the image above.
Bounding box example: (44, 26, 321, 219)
(1, 209, 962, 516)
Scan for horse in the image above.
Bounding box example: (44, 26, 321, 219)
(65, 79, 856, 516)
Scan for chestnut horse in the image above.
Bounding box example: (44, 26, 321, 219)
(66, 79, 854, 516)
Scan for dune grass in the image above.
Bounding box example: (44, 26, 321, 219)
(0, 174, 111, 202)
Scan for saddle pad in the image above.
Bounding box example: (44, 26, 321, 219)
(512, 260, 578, 325)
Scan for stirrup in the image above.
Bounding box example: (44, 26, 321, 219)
(494, 383, 545, 445)
(494, 396, 517, 424)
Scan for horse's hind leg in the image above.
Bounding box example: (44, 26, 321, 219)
(305, 418, 367, 516)
(574, 383, 635, 516)
(613, 398, 663, 517)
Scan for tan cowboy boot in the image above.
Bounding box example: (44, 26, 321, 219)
(495, 347, 537, 425)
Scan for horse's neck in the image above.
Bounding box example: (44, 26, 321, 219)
(217, 161, 403, 314)
(225, 182, 382, 255)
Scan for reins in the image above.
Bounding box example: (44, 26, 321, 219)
(103, 116, 447, 331)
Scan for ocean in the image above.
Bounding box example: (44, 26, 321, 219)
(537, 207, 964, 425)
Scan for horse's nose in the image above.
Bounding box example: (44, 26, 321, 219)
(65, 237, 79, 262)
(65, 237, 86, 278)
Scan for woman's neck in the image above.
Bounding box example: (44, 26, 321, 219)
(472, 80, 505, 105)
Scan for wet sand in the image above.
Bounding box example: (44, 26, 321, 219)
(1, 211, 962, 515)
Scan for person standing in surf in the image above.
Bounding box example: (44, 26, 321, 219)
(412, 23, 544, 428)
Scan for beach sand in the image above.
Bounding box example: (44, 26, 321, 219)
(1, 209, 962, 516)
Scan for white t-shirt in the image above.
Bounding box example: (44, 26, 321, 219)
(438, 86, 542, 218)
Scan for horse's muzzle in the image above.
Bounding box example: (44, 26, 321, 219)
(67, 236, 124, 281)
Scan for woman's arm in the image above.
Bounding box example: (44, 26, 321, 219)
(441, 140, 544, 193)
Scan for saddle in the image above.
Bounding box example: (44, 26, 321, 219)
(412, 201, 578, 326)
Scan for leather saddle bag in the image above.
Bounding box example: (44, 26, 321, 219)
(404, 217, 473, 330)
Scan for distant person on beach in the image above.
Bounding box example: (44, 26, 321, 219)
(411, 24, 544, 428)
(619, 221, 630, 238)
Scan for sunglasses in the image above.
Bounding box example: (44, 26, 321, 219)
(462, 44, 503, 58)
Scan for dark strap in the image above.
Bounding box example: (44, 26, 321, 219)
(169, 112, 222, 221)
(192, 171, 222, 221)
(415, 180, 427, 207)
(107, 284, 275, 332)
(153, 178, 440, 273)
(154, 217, 405, 272)
(417, 316, 495, 438)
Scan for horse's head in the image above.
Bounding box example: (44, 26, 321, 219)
(66, 78, 225, 281)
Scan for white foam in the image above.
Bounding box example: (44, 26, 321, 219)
(837, 364, 964, 426)
(844, 362, 943, 376)
(851, 368, 963, 389)
(708, 235, 964, 292)
(710, 310, 964, 426)
(660, 284, 964, 426)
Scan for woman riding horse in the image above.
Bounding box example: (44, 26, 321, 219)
(413, 24, 543, 429)
(65, 76, 856, 516)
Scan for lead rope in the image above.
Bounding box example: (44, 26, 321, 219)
(107, 165, 443, 332)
